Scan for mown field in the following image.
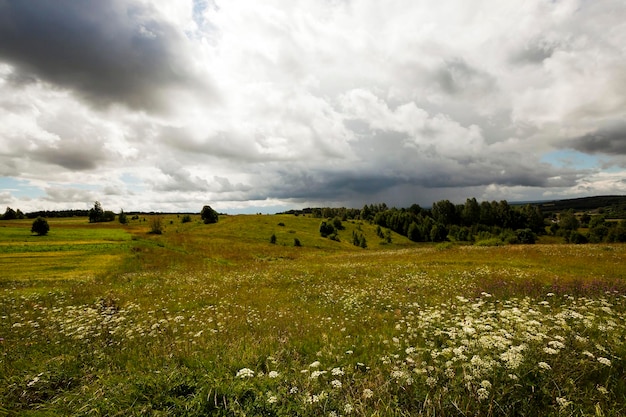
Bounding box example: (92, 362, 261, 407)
(1, 214, 625, 416)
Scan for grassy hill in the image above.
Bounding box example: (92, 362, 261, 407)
(537, 195, 626, 217)
(1, 214, 626, 416)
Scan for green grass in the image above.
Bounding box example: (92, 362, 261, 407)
(1, 215, 626, 416)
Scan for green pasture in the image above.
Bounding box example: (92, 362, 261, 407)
(1, 214, 626, 416)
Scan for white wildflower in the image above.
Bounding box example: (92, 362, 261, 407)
(309, 361, 321, 368)
(477, 387, 489, 401)
(538, 362, 552, 370)
(236, 368, 255, 378)
(268, 370, 279, 378)
(362, 388, 374, 399)
(331, 367, 344, 376)
(597, 357, 612, 367)
(556, 397, 571, 408)
(331, 379, 342, 389)
(344, 403, 354, 414)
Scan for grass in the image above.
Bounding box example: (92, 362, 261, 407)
(1, 214, 626, 415)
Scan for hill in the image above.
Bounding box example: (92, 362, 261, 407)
(536, 195, 626, 218)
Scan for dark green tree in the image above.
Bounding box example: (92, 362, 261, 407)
(118, 209, 128, 225)
(319, 221, 335, 237)
(31, 217, 49, 236)
(2, 207, 17, 220)
(201, 205, 219, 224)
(89, 201, 104, 223)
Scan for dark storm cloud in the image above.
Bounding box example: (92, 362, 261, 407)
(567, 123, 626, 155)
(0, 0, 208, 110)
(30, 141, 108, 171)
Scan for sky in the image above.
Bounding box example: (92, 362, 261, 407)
(1, 0, 626, 214)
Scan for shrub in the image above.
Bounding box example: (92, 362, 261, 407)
(148, 217, 164, 234)
(319, 221, 335, 237)
(31, 217, 49, 236)
(118, 210, 128, 225)
(270, 234, 277, 244)
(201, 205, 219, 224)
(181, 214, 192, 223)
(294, 238, 301, 247)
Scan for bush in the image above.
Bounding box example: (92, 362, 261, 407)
(270, 234, 277, 244)
(31, 217, 50, 236)
(201, 205, 219, 224)
(319, 221, 335, 237)
(294, 238, 301, 247)
(148, 217, 164, 234)
(118, 210, 128, 225)
(181, 214, 192, 223)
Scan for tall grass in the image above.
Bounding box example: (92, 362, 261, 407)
(1, 215, 625, 415)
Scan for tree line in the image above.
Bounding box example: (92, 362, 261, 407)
(304, 198, 626, 244)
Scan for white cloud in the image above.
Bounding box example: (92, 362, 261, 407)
(0, 0, 625, 212)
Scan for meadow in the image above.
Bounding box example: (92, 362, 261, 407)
(1, 214, 625, 416)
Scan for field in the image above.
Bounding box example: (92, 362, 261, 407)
(1, 214, 626, 416)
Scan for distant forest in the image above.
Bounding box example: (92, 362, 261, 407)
(283, 196, 626, 244)
(3, 195, 626, 244)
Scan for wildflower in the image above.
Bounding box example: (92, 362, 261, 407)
(331, 379, 342, 389)
(331, 367, 344, 376)
(548, 340, 565, 349)
(345, 350, 353, 355)
(344, 403, 354, 414)
(268, 370, 279, 378)
(556, 397, 571, 409)
(538, 362, 552, 370)
(310, 370, 326, 379)
(477, 387, 489, 401)
(236, 368, 255, 378)
(480, 380, 492, 390)
(597, 357, 612, 367)
(543, 347, 559, 355)
(309, 361, 321, 368)
(289, 386, 299, 394)
(362, 388, 374, 399)
(597, 385, 608, 395)
(266, 392, 278, 404)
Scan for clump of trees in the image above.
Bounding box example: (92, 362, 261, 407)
(89, 201, 115, 223)
(1, 207, 25, 220)
(201, 205, 219, 224)
(31, 217, 49, 236)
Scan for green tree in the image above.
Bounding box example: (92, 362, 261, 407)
(201, 205, 219, 224)
(319, 221, 335, 237)
(118, 209, 128, 225)
(31, 217, 50, 236)
(270, 233, 277, 244)
(2, 207, 17, 220)
(89, 201, 104, 223)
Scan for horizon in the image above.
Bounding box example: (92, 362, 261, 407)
(1, 1, 626, 214)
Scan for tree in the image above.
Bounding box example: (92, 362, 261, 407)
(319, 221, 335, 237)
(31, 217, 49, 236)
(118, 209, 128, 225)
(270, 233, 277, 244)
(201, 205, 219, 224)
(2, 207, 17, 220)
(89, 201, 104, 223)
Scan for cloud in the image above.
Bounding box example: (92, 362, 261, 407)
(0, 0, 214, 111)
(567, 122, 626, 156)
(1, 0, 626, 213)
